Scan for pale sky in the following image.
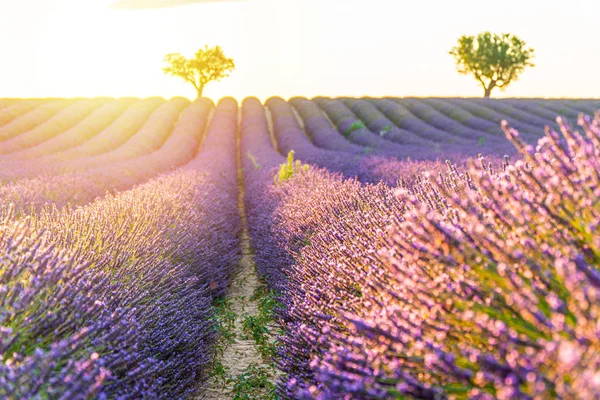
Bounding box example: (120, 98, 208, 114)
(0, 0, 598, 101)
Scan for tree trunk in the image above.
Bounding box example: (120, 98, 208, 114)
(196, 85, 204, 98)
(483, 81, 496, 98)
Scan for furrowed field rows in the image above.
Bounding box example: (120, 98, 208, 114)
(0, 99, 111, 156)
(0, 98, 215, 212)
(0, 100, 79, 141)
(343, 98, 436, 146)
(1, 99, 137, 160)
(315, 97, 428, 157)
(0, 100, 52, 126)
(0, 97, 168, 181)
(267, 97, 419, 185)
(0, 96, 598, 399)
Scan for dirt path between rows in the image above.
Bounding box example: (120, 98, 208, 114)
(198, 107, 273, 400)
(200, 231, 264, 400)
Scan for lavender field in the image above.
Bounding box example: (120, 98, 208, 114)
(0, 96, 598, 399)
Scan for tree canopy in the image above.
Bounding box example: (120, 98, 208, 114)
(163, 45, 235, 98)
(449, 32, 535, 98)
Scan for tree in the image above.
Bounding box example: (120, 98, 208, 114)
(163, 45, 235, 98)
(449, 32, 534, 98)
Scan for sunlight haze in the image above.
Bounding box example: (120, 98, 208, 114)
(0, 0, 597, 101)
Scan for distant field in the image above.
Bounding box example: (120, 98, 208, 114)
(1, 96, 598, 399)
(0, 96, 596, 190)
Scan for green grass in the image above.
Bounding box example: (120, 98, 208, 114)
(275, 150, 308, 183)
(344, 120, 366, 138)
(379, 124, 393, 136)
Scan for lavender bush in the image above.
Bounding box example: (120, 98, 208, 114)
(271, 112, 600, 399)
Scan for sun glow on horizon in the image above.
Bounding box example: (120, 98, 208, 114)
(0, 0, 598, 101)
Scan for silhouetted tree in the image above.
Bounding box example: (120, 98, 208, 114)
(163, 45, 235, 98)
(450, 32, 535, 98)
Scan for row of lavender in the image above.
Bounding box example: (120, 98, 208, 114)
(242, 99, 600, 399)
(0, 99, 242, 398)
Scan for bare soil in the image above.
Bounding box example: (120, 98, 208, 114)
(199, 231, 265, 400)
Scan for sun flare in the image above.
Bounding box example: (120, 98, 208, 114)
(0, 0, 597, 101)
